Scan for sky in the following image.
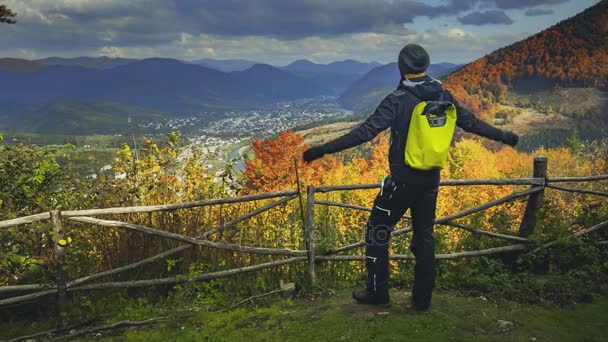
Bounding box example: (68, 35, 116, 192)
(0, 0, 601, 66)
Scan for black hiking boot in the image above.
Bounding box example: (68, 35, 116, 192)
(352, 288, 391, 307)
(407, 297, 430, 313)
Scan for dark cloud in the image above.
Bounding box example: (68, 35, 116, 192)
(170, 0, 445, 38)
(458, 10, 513, 25)
(0, 0, 577, 60)
(525, 8, 556, 16)
(489, 0, 570, 9)
(5, 0, 460, 41)
(1, 0, 483, 56)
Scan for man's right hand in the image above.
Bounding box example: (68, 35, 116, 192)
(501, 130, 519, 147)
(303, 146, 326, 162)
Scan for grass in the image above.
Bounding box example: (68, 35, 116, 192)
(31, 288, 601, 342)
(1, 286, 607, 341)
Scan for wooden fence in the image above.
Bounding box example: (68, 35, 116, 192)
(1, 156, 607, 309)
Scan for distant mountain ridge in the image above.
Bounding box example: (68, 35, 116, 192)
(35, 56, 138, 69)
(283, 59, 383, 96)
(284, 59, 381, 75)
(0, 58, 337, 133)
(191, 58, 259, 72)
(0, 55, 457, 134)
(0, 58, 43, 72)
(339, 62, 461, 111)
(0, 58, 323, 114)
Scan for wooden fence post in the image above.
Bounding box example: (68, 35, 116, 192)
(518, 156, 547, 237)
(305, 186, 317, 287)
(51, 210, 67, 320)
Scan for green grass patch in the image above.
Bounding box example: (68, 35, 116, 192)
(5, 289, 598, 342)
(116, 290, 608, 341)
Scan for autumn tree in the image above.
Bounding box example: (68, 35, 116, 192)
(0, 5, 16, 24)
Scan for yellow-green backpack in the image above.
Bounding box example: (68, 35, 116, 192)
(405, 100, 457, 170)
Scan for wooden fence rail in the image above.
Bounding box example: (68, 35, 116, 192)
(1, 156, 607, 308)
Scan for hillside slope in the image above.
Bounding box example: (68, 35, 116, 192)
(443, 0, 608, 128)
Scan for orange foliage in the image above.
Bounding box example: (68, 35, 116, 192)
(443, 1, 608, 121)
(244, 131, 607, 254)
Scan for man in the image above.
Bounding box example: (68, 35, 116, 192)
(303, 44, 518, 311)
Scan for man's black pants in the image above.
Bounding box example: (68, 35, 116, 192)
(365, 174, 439, 308)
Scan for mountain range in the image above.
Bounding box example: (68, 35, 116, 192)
(1, 0, 606, 135)
(0, 55, 451, 134)
(191, 58, 259, 72)
(0, 58, 326, 133)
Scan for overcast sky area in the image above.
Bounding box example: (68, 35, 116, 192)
(0, 0, 600, 65)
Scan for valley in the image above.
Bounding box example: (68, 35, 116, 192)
(496, 104, 576, 133)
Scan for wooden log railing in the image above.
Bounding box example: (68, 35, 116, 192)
(1, 156, 607, 308)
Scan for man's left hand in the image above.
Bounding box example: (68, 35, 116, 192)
(501, 130, 519, 147)
(303, 146, 326, 162)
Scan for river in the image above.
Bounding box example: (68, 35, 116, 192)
(229, 145, 248, 172)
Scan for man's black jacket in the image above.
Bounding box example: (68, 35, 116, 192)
(321, 74, 506, 184)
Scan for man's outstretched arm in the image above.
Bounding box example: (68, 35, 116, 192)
(445, 91, 519, 147)
(303, 96, 396, 162)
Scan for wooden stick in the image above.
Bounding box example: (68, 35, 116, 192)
(0, 212, 51, 229)
(546, 184, 608, 197)
(306, 186, 317, 287)
(0, 289, 58, 307)
(432, 244, 529, 259)
(439, 187, 543, 224)
(440, 178, 544, 186)
(201, 195, 297, 238)
(518, 157, 548, 237)
(546, 175, 608, 183)
(51, 210, 67, 321)
(294, 158, 307, 238)
(315, 200, 371, 212)
(314, 183, 380, 193)
(2, 258, 306, 305)
(68, 257, 307, 291)
(315, 200, 412, 219)
(0, 284, 54, 294)
(314, 178, 544, 193)
(8, 315, 106, 342)
(332, 226, 414, 254)
(67, 245, 192, 288)
(317, 244, 529, 261)
(61, 189, 298, 217)
(332, 188, 540, 254)
(532, 220, 608, 253)
(220, 288, 287, 311)
(1, 257, 302, 306)
(68, 216, 306, 256)
(48, 317, 172, 342)
(69, 196, 298, 287)
(441, 222, 530, 243)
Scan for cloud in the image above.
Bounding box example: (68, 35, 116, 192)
(458, 10, 513, 25)
(525, 8, 555, 16)
(129, 26, 521, 65)
(489, 0, 570, 9)
(1, 0, 474, 42)
(0, 0, 577, 64)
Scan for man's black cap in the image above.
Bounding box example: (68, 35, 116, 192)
(398, 44, 430, 75)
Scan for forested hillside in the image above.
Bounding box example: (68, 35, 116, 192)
(444, 0, 607, 127)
